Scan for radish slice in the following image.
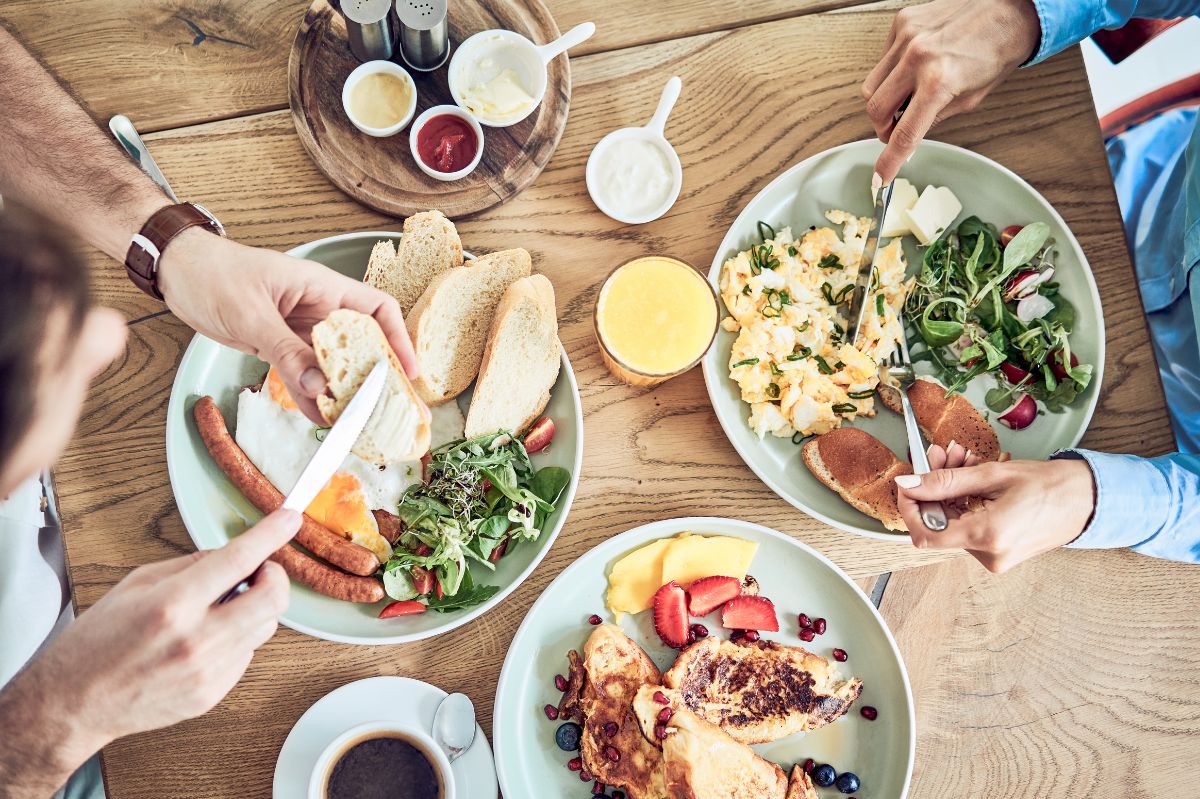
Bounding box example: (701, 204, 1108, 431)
(999, 361, 1031, 384)
(998, 394, 1037, 430)
(1004, 268, 1055, 301)
(1016, 293, 1055, 322)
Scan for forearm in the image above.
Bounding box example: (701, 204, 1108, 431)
(1029, 0, 1200, 64)
(0, 656, 108, 798)
(1061, 449, 1200, 562)
(0, 25, 169, 260)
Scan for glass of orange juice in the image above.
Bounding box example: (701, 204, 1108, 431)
(593, 256, 719, 387)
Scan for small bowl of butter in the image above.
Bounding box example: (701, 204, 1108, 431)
(448, 22, 595, 128)
(594, 255, 719, 387)
(586, 76, 684, 225)
(341, 60, 418, 137)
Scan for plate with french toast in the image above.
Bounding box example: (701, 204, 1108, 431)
(702, 139, 1104, 540)
(493, 517, 915, 798)
(165, 213, 583, 644)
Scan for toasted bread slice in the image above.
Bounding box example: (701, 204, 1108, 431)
(405, 248, 533, 405)
(364, 210, 464, 315)
(879, 377, 1002, 462)
(312, 309, 431, 464)
(465, 274, 560, 438)
(802, 427, 911, 531)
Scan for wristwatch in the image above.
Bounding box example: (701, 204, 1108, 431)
(124, 202, 225, 300)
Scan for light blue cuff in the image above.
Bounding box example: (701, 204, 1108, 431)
(1055, 448, 1170, 549)
(1028, 0, 1100, 65)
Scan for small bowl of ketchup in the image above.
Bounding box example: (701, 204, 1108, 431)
(409, 105, 484, 182)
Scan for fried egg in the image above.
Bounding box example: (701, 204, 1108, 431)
(234, 368, 465, 564)
(720, 211, 908, 438)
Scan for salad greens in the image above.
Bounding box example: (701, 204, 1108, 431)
(381, 431, 570, 611)
(905, 216, 1093, 414)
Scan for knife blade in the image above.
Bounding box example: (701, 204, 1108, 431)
(216, 359, 387, 604)
(847, 178, 895, 348)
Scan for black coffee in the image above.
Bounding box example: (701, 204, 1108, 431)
(326, 734, 442, 799)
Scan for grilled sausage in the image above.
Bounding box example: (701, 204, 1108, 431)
(192, 396, 380, 577)
(269, 544, 385, 604)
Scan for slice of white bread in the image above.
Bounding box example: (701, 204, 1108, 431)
(802, 427, 911, 531)
(364, 210, 464, 315)
(406, 248, 533, 405)
(465, 274, 561, 438)
(312, 309, 431, 464)
(878, 378, 1004, 462)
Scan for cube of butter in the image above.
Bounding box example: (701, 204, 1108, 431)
(880, 178, 919, 239)
(902, 185, 963, 245)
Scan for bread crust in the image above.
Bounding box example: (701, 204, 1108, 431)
(801, 427, 911, 531)
(878, 378, 1003, 461)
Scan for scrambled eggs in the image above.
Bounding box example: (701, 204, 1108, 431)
(720, 210, 908, 438)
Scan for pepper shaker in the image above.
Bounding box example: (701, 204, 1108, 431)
(394, 0, 450, 72)
(340, 0, 396, 63)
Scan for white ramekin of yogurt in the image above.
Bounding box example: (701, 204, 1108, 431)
(448, 22, 595, 127)
(586, 76, 683, 225)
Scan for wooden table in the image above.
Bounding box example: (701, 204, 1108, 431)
(5, 0, 1198, 795)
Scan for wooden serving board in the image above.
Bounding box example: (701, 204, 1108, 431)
(288, 0, 570, 219)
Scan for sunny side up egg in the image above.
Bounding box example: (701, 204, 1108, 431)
(234, 368, 465, 564)
(719, 210, 908, 439)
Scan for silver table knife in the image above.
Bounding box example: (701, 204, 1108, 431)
(217, 360, 389, 603)
(847, 178, 895, 347)
(109, 114, 179, 201)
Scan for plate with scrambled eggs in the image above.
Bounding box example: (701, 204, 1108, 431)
(702, 139, 1104, 539)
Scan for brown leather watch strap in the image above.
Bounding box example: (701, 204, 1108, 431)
(125, 202, 224, 300)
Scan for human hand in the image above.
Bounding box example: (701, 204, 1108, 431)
(157, 229, 417, 424)
(861, 0, 1042, 182)
(895, 448, 1095, 572)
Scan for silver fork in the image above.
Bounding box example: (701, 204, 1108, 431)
(885, 318, 949, 532)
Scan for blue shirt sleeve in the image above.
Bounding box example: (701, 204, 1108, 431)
(1029, 0, 1200, 65)
(1054, 449, 1200, 562)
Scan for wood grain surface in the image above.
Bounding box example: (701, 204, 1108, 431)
(881, 551, 1200, 796)
(290, 0, 571, 218)
(3, 0, 1183, 796)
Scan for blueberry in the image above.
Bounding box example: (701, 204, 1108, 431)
(835, 771, 861, 794)
(555, 721, 582, 751)
(812, 764, 837, 787)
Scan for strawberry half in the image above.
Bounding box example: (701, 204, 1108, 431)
(720, 595, 779, 632)
(652, 581, 690, 648)
(686, 576, 742, 616)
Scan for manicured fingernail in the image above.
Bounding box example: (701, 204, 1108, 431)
(964, 449, 973, 460)
(299, 368, 325, 396)
(871, 172, 883, 193)
(894, 474, 922, 489)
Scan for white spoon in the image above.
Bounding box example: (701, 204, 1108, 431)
(449, 22, 596, 128)
(432, 692, 476, 763)
(586, 75, 684, 225)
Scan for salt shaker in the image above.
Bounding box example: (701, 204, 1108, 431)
(394, 0, 450, 72)
(340, 0, 396, 62)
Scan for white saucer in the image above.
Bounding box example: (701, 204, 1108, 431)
(274, 676, 497, 797)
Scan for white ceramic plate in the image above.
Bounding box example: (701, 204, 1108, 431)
(165, 232, 584, 644)
(273, 676, 497, 798)
(493, 517, 915, 798)
(702, 139, 1105, 540)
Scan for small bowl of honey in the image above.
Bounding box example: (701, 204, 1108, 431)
(341, 60, 418, 138)
(594, 256, 720, 387)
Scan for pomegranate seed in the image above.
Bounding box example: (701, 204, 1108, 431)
(653, 690, 669, 705)
(555, 674, 568, 692)
(861, 705, 878, 720)
(605, 745, 621, 762)
(832, 648, 848, 662)
(690, 623, 709, 639)
(732, 629, 761, 642)
(657, 707, 674, 723)
(592, 781, 604, 795)
(543, 704, 559, 720)
(604, 721, 619, 738)
(654, 723, 668, 740)
(687, 628, 697, 645)
(588, 614, 602, 625)
(798, 613, 812, 628)
(798, 628, 815, 642)
(568, 757, 582, 771)
(579, 770, 591, 781)
(813, 617, 827, 635)
(803, 758, 815, 775)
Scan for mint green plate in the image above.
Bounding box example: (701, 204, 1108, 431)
(165, 232, 583, 645)
(493, 517, 914, 798)
(702, 139, 1105, 540)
